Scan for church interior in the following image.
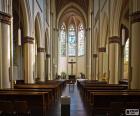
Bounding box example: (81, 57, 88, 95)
(0, 0, 140, 115)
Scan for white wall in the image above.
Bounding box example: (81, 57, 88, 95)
(77, 56, 85, 76)
(58, 57, 67, 75)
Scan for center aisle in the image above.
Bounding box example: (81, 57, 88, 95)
(47, 83, 90, 116)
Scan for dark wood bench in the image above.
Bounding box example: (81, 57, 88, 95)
(77, 80, 128, 115)
(0, 88, 53, 105)
(14, 83, 60, 102)
(83, 85, 128, 100)
(89, 90, 140, 115)
(119, 79, 128, 85)
(80, 84, 128, 97)
(0, 90, 49, 116)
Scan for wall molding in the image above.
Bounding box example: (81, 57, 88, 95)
(109, 36, 121, 44)
(37, 47, 45, 52)
(98, 47, 106, 52)
(0, 11, 11, 25)
(24, 36, 34, 44)
(131, 11, 140, 24)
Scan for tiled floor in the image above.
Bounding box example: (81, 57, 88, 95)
(47, 84, 91, 116)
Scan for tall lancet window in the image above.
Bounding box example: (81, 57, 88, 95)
(78, 24, 85, 56)
(123, 38, 129, 79)
(68, 25, 76, 56)
(124, 39, 129, 62)
(60, 24, 66, 56)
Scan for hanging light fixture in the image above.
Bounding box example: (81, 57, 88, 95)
(18, 0, 21, 46)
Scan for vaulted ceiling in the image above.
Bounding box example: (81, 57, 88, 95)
(56, 0, 88, 27)
(55, 0, 89, 16)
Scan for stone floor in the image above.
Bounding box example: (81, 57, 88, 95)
(47, 83, 91, 116)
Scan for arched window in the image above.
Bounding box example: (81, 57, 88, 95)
(124, 39, 129, 62)
(68, 25, 76, 56)
(59, 23, 85, 57)
(78, 24, 85, 56)
(59, 24, 66, 56)
(123, 38, 129, 79)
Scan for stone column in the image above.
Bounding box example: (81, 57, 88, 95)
(109, 36, 121, 84)
(86, 28, 91, 80)
(98, 47, 106, 81)
(92, 54, 97, 80)
(23, 36, 34, 83)
(53, 28, 58, 79)
(130, 10, 140, 89)
(0, 11, 11, 88)
(37, 47, 45, 81)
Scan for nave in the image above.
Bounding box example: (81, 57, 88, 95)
(1, 0, 140, 115)
(47, 83, 89, 116)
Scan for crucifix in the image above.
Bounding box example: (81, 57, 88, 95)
(68, 59, 76, 75)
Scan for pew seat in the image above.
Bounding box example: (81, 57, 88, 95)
(0, 100, 15, 115)
(14, 100, 31, 116)
(90, 91, 140, 115)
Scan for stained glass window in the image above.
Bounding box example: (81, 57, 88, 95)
(68, 25, 76, 56)
(60, 24, 66, 56)
(78, 24, 85, 56)
(59, 23, 85, 57)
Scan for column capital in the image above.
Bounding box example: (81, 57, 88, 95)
(37, 47, 45, 52)
(0, 11, 11, 25)
(98, 47, 106, 52)
(130, 11, 140, 24)
(109, 36, 121, 44)
(24, 36, 34, 44)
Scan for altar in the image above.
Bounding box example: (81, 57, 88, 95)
(68, 59, 76, 83)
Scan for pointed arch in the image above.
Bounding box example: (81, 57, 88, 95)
(35, 12, 42, 46)
(20, 0, 30, 36)
(45, 28, 50, 54)
(101, 13, 108, 47)
(110, 0, 117, 36)
(113, 0, 123, 36)
(57, 2, 87, 28)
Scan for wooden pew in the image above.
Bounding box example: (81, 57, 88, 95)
(89, 90, 140, 115)
(77, 80, 108, 95)
(81, 84, 128, 97)
(14, 80, 66, 102)
(77, 79, 106, 89)
(0, 80, 66, 115)
(0, 88, 53, 105)
(119, 79, 128, 85)
(0, 90, 49, 116)
(83, 85, 128, 101)
(14, 84, 59, 102)
(34, 79, 67, 94)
